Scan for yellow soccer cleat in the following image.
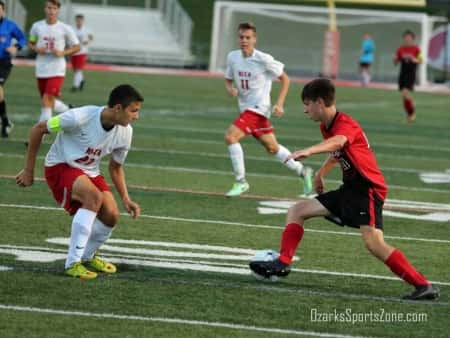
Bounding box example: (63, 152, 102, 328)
(65, 262, 97, 279)
(83, 256, 117, 274)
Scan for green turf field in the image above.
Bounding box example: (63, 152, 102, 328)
(0, 66, 450, 337)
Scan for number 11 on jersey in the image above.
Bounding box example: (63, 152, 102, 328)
(240, 79, 249, 90)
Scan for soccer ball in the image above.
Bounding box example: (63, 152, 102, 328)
(249, 249, 280, 282)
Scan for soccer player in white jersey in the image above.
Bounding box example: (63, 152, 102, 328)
(16, 84, 143, 279)
(28, 0, 80, 122)
(224, 23, 313, 197)
(71, 14, 93, 92)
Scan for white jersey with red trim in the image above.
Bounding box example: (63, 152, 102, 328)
(45, 106, 133, 177)
(73, 26, 91, 55)
(225, 49, 284, 118)
(29, 20, 79, 78)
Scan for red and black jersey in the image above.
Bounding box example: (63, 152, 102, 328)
(320, 112, 387, 201)
(395, 45, 421, 77)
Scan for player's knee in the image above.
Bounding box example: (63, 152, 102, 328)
(85, 190, 104, 212)
(288, 202, 307, 221)
(265, 144, 279, 155)
(225, 132, 237, 144)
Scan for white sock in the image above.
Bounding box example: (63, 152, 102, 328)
(275, 145, 304, 176)
(74, 70, 83, 88)
(39, 107, 52, 122)
(81, 218, 114, 261)
(362, 72, 371, 85)
(65, 208, 97, 269)
(228, 143, 245, 182)
(54, 99, 69, 114)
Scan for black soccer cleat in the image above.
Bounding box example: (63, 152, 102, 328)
(1, 119, 13, 138)
(403, 284, 440, 301)
(249, 258, 291, 279)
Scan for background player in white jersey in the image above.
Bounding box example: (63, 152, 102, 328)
(28, 0, 80, 122)
(224, 22, 312, 197)
(16, 84, 143, 279)
(71, 14, 93, 92)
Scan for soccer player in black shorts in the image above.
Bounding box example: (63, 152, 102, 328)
(0, 0, 26, 137)
(394, 30, 421, 123)
(250, 78, 440, 301)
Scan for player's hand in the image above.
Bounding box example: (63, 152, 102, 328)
(6, 45, 18, 56)
(123, 198, 141, 220)
(285, 148, 311, 162)
(16, 169, 34, 187)
(34, 47, 48, 55)
(51, 49, 65, 57)
(313, 173, 325, 194)
(272, 104, 284, 117)
(227, 87, 238, 97)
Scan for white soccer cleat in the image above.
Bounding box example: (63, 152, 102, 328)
(225, 181, 250, 197)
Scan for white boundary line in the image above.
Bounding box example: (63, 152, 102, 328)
(0, 305, 371, 338)
(1, 203, 449, 245)
(1, 152, 448, 194)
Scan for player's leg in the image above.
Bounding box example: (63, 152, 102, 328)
(360, 226, 439, 300)
(401, 87, 416, 123)
(64, 174, 105, 278)
(250, 199, 330, 278)
(0, 62, 13, 137)
(258, 132, 313, 196)
(82, 190, 119, 273)
(224, 123, 248, 197)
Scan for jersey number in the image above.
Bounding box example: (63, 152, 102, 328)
(240, 79, 249, 90)
(75, 156, 95, 166)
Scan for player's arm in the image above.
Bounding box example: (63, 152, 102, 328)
(52, 43, 80, 57)
(225, 79, 238, 97)
(314, 155, 338, 194)
(108, 158, 140, 219)
(272, 72, 290, 117)
(286, 135, 348, 161)
(28, 36, 47, 55)
(7, 23, 27, 56)
(16, 121, 49, 187)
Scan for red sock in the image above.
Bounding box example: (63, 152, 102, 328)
(279, 223, 304, 264)
(385, 249, 429, 287)
(402, 97, 415, 116)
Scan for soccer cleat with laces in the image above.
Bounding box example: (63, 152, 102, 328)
(301, 166, 314, 196)
(82, 256, 117, 274)
(65, 262, 97, 279)
(403, 284, 440, 301)
(249, 258, 291, 279)
(225, 181, 250, 197)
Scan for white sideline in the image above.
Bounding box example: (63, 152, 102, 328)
(1, 203, 450, 245)
(0, 304, 371, 338)
(0, 152, 449, 194)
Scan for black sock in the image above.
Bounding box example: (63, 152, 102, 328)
(0, 100, 7, 125)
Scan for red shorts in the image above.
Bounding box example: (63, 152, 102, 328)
(71, 54, 87, 70)
(45, 163, 110, 216)
(233, 110, 274, 138)
(37, 77, 65, 97)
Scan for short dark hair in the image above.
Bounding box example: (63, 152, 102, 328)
(0, 1, 5, 10)
(238, 22, 256, 34)
(46, 0, 61, 8)
(301, 78, 335, 107)
(75, 14, 84, 19)
(108, 84, 144, 108)
(403, 30, 415, 39)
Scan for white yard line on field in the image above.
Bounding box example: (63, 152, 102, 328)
(1, 203, 450, 245)
(0, 304, 372, 338)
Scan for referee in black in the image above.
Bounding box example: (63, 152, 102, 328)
(0, 1, 26, 137)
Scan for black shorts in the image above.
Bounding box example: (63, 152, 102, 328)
(316, 184, 384, 230)
(359, 62, 371, 68)
(0, 58, 12, 86)
(398, 73, 416, 91)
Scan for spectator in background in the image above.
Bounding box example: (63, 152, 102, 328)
(0, 0, 26, 137)
(394, 30, 421, 123)
(359, 32, 375, 86)
(28, 0, 80, 123)
(71, 14, 93, 92)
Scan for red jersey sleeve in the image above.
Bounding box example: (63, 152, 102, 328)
(332, 119, 359, 145)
